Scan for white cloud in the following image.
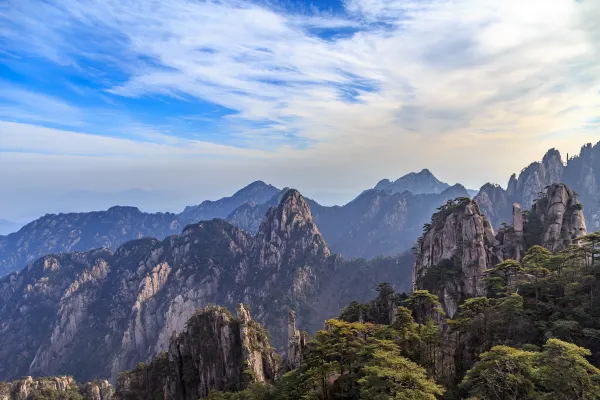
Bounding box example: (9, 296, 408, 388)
(0, 0, 600, 218)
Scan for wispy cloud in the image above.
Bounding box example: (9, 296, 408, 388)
(0, 0, 599, 218)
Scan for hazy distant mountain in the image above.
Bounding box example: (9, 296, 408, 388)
(0, 219, 22, 235)
(180, 180, 280, 222)
(0, 174, 470, 277)
(0, 181, 280, 277)
(374, 168, 451, 194)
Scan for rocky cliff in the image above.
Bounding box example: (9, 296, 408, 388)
(116, 304, 277, 400)
(414, 184, 587, 317)
(0, 189, 411, 384)
(475, 142, 600, 232)
(413, 198, 495, 317)
(529, 183, 587, 252)
(0, 376, 113, 400)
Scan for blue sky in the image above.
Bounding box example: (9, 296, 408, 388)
(1, 0, 600, 220)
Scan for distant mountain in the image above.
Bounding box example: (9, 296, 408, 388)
(0, 177, 468, 277)
(227, 184, 471, 258)
(180, 180, 279, 222)
(0, 219, 22, 235)
(0, 181, 280, 277)
(374, 168, 451, 194)
(0, 190, 412, 383)
(475, 142, 600, 231)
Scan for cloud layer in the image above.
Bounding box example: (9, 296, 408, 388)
(1, 0, 599, 219)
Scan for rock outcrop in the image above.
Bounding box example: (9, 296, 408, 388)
(531, 183, 587, 252)
(286, 311, 308, 371)
(0, 376, 113, 400)
(414, 184, 587, 317)
(116, 304, 277, 400)
(0, 189, 412, 384)
(413, 198, 495, 317)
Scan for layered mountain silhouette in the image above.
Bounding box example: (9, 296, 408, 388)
(0, 175, 467, 277)
(0, 190, 412, 383)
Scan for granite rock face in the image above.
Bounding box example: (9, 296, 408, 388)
(531, 183, 587, 252)
(0, 376, 113, 400)
(413, 198, 495, 317)
(116, 304, 277, 400)
(0, 189, 411, 384)
(414, 184, 587, 317)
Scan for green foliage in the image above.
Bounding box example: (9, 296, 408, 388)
(461, 338, 600, 400)
(274, 318, 441, 400)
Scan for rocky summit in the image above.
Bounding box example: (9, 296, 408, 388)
(414, 183, 587, 317)
(0, 189, 411, 384)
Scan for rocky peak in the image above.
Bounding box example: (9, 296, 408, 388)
(116, 304, 277, 400)
(413, 197, 495, 317)
(531, 183, 587, 252)
(286, 310, 307, 371)
(255, 189, 330, 269)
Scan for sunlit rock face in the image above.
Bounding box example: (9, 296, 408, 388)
(413, 183, 587, 317)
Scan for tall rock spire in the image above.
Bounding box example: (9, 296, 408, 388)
(254, 189, 330, 269)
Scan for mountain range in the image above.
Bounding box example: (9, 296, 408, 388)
(0, 179, 469, 277)
(2, 141, 599, 279)
(0, 190, 413, 383)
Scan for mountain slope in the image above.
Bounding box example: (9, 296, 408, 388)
(0, 219, 22, 236)
(179, 180, 279, 222)
(0, 181, 280, 277)
(0, 190, 412, 383)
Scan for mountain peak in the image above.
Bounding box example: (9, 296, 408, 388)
(255, 189, 330, 268)
(374, 169, 450, 195)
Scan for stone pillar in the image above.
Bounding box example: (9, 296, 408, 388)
(513, 203, 523, 232)
(287, 311, 302, 370)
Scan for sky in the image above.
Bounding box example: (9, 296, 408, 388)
(1, 0, 600, 221)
